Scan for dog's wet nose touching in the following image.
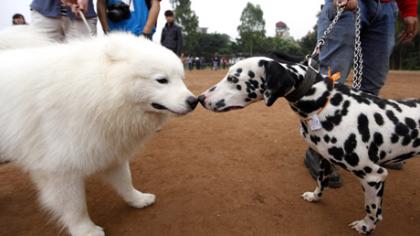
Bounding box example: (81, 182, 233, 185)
(198, 95, 206, 106)
(186, 96, 198, 110)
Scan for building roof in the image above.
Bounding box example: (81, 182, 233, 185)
(276, 21, 288, 29)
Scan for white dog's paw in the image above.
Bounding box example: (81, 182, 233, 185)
(71, 224, 104, 236)
(349, 219, 375, 235)
(301, 192, 320, 202)
(127, 191, 156, 209)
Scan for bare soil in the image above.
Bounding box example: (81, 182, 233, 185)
(1, 70, 420, 236)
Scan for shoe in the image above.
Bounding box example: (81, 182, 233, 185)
(304, 148, 342, 188)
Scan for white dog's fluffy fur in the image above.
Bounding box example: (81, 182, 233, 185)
(0, 25, 53, 50)
(0, 33, 196, 236)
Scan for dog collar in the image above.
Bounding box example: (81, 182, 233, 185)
(285, 58, 319, 103)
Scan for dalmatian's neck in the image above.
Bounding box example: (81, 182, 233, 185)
(281, 63, 333, 119)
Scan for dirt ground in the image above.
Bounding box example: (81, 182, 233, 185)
(1, 70, 420, 236)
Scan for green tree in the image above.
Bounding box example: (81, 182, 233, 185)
(237, 3, 266, 55)
(191, 33, 232, 59)
(170, 0, 200, 55)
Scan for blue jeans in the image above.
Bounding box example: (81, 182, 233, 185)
(317, 0, 397, 95)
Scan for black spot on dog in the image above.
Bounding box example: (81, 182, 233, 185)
(358, 114, 370, 142)
(413, 139, 420, 148)
(236, 68, 243, 74)
(345, 153, 360, 167)
(328, 147, 344, 161)
(209, 86, 216, 92)
(215, 99, 226, 109)
(310, 135, 321, 145)
(395, 123, 409, 136)
(386, 110, 399, 124)
(364, 166, 372, 173)
(365, 205, 371, 214)
(373, 133, 384, 146)
(236, 85, 242, 91)
(379, 151, 386, 159)
(374, 113, 384, 126)
(391, 134, 399, 143)
(331, 137, 337, 144)
(250, 79, 259, 88)
(377, 168, 384, 174)
(353, 170, 366, 178)
(368, 144, 379, 163)
(301, 122, 308, 134)
(324, 135, 330, 143)
(371, 204, 376, 209)
(405, 117, 417, 129)
(330, 93, 343, 106)
(248, 70, 255, 78)
(344, 133, 357, 153)
(244, 98, 251, 102)
(248, 93, 257, 99)
(377, 183, 384, 197)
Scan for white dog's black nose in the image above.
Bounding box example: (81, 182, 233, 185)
(186, 96, 198, 110)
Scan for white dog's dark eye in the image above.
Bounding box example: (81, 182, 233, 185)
(156, 78, 169, 84)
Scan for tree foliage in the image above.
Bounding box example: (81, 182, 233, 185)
(237, 3, 266, 55)
(170, 0, 199, 54)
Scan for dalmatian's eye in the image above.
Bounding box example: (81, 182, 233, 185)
(156, 78, 169, 84)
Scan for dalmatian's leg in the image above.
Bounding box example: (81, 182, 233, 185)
(349, 165, 388, 234)
(302, 158, 333, 202)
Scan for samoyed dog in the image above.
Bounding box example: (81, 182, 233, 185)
(0, 33, 197, 236)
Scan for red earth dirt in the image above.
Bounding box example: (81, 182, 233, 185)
(1, 70, 420, 236)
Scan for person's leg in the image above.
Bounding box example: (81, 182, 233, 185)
(64, 17, 97, 41)
(30, 10, 64, 42)
(359, 1, 397, 96)
(304, 0, 357, 188)
(318, 0, 355, 82)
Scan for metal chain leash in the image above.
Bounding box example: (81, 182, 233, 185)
(352, 6, 363, 90)
(311, 3, 364, 91)
(312, 6, 345, 56)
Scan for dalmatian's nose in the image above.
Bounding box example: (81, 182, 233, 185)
(198, 95, 206, 106)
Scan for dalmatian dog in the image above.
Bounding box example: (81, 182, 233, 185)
(198, 55, 420, 234)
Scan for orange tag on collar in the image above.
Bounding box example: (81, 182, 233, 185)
(328, 67, 341, 82)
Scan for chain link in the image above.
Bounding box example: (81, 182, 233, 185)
(352, 6, 363, 90)
(312, 6, 344, 56)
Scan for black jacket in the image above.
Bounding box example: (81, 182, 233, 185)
(161, 23, 183, 56)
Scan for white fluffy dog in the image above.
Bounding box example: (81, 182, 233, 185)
(0, 33, 197, 236)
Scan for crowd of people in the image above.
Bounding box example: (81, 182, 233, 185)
(11, 0, 183, 54)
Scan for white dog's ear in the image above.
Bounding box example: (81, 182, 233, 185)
(104, 37, 130, 62)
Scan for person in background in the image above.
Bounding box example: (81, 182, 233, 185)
(187, 55, 193, 71)
(304, 0, 419, 188)
(12, 13, 27, 25)
(30, 0, 97, 42)
(97, 0, 160, 39)
(161, 10, 183, 56)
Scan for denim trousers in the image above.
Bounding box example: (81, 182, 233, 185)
(317, 0, 397, 95)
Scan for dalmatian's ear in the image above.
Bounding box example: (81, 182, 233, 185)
(262, 60, 295, 107)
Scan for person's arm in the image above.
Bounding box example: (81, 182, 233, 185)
(142, 0, 160, 35)
(62, 0, 88, 15)
(96, 0, 110, 34)
(161, 27, 165, 44)
(176, 27, 183, 56)
(396, 0, 419, 43)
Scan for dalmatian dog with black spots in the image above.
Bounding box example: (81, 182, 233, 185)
(198, 55, 420, 234)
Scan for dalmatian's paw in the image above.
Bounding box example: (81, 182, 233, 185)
(349, 219, 375, 235)
(301, 192, 320, 202)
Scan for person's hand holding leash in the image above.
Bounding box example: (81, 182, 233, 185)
(61, 0, 88, 15)
(334, 0, 358, 11)
(399, 16, 419, 44)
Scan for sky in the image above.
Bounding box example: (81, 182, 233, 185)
(0, 0, 324, 41)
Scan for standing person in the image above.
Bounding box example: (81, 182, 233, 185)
(161, 10, 183, 56)
(304, 0, 419, 187)
(12, 14, 27, 25)
(97, 0, 161, 38)
(187, 55, 193, 71)
(30, 0, 97, 42)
